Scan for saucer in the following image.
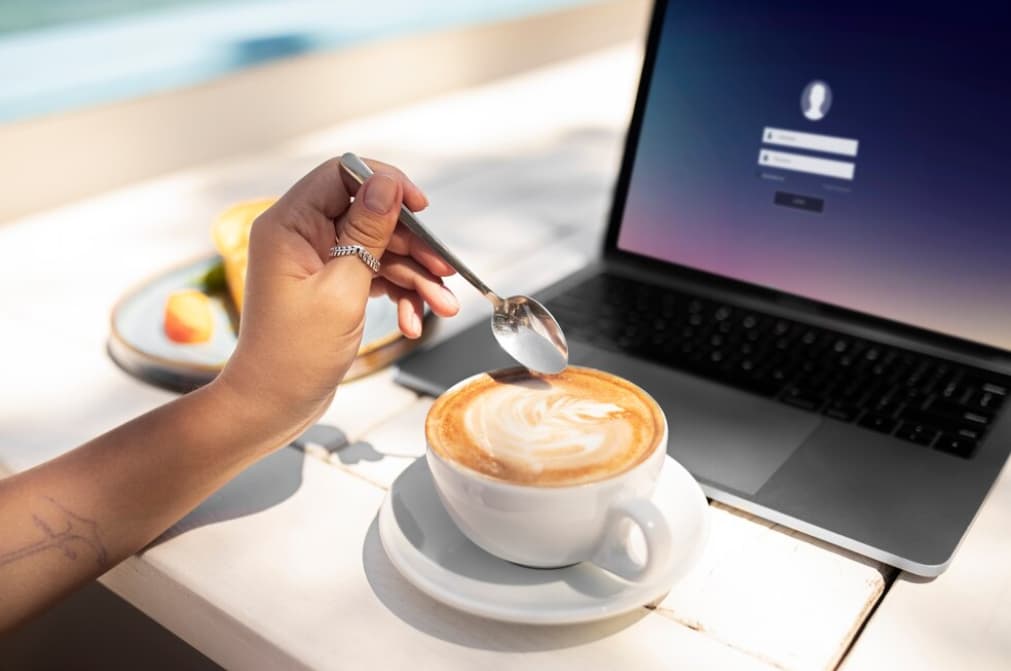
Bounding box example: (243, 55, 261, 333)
(377, 455, 710, 624)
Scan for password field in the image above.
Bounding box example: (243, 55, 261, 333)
(758, 149, 855, 180)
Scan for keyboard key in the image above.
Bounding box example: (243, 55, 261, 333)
(924, 399, 994, 425)
(982, 382, 1008, 396)
(935, 433, 978, 458)
(957, 427, 982, 441)
(966, 391, 1003, 413)
(873, 400, 906, 419)
(770, 368, 791, 384)
(964, 412, 990, 426)
(825, 404, 862, 422)
(896, 409, 966, 437)
(781, 386, 825, 411)
(895, 422, 940, 446)
(940, 380, 964, 399)
(859, 413, 898, 434)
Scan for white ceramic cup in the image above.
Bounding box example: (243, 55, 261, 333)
(426, 369, 673, 583)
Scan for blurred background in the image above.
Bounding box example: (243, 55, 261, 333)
(0, 0, 592, 123)
(0, 1, 648, 666)
(0, 0, 646, 221)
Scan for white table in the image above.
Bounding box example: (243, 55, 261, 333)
(2, 43, 1008, 671)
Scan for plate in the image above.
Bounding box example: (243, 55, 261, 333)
(108, 255, 421, 391)
(378, 455, 710, 625)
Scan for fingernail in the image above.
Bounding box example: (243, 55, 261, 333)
(364, 174, 398, 214)
(411, 311, 422, 336)
(441, 285, 459, 310)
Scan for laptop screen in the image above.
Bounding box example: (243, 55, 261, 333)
(616, 1, 1011, 352)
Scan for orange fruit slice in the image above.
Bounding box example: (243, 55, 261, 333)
(164, 289, 214, 343)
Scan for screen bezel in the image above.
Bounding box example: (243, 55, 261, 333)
(601, 0, 1010, 360)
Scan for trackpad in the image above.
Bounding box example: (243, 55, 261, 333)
(585, 350, 822, 495)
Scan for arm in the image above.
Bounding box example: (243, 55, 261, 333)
(0, 380, 295, 630)
(0, 157, 459, 631)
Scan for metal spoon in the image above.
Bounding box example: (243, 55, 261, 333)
(339, 152, 568, 374)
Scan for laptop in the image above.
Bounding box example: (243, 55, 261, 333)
(396, 0, 1011, 577)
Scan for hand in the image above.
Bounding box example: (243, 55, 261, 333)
(215, 157, 459, 445)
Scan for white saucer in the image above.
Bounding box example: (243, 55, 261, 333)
(378, 455, 710, 625)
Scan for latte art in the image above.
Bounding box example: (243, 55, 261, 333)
(465, 384, 630, 475)
(427, 367, 665, 486)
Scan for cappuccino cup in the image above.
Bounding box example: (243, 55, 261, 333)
(425, 366, 672, 582)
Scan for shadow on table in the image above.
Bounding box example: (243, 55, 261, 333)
(361, 517, 647, 653)
(333, 440, 385, 465)
(153, 436, 311, 543)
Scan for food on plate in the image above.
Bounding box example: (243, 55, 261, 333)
(198, 261, 227, 294)
(211, 198, 276, 312)
(164, 289, 214, 343)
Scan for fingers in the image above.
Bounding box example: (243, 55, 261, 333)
(282, 159, 352, 221)
(339, 158, 429, 214)
(315, 172, 403, 298)
(379, 254, 459, 317)
(282, 156, 427, 223)
(363, 159, 429, 213)
(386, 225, 455, 277)
(338, 173, 403, 260)
(399, 292, 426, 340)
(370, 278, 426, 339)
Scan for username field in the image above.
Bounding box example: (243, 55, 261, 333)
(762, 127, 859, 157)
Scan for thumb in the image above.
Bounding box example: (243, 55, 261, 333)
(318, 173, 402, 291)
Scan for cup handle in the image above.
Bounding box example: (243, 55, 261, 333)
(590, 498, 672, 583)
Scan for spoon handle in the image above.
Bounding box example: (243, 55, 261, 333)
(339, 153, 500, 304)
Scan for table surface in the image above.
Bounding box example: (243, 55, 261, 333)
(1, 43, 1009, 671)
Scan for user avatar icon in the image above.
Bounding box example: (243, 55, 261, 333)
(801, 80, 832, 121)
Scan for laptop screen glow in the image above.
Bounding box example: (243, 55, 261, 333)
(617, 1, 1011, 352)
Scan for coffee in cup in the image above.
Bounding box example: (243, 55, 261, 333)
(427, 367, 664, 487)
(426, 366, 672, 580)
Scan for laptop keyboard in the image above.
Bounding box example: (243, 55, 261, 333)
(545, 273, 1009, 459)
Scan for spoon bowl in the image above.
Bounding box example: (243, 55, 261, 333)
(491, 295, 569, 375)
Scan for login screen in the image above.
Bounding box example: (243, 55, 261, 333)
(617, 1, 1011, 351)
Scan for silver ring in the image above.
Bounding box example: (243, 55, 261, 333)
(328, 244, 381, 273)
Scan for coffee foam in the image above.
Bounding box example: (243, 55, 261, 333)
(427, 367, 664, 486)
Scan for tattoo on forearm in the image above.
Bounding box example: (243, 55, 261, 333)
(0, 496, 108, 569)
